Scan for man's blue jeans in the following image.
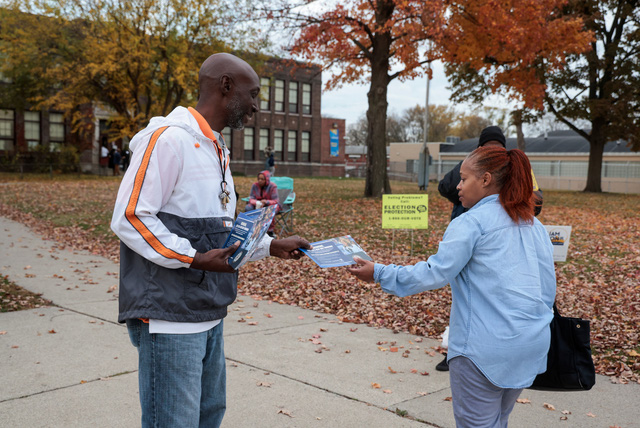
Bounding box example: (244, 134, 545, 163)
(126, 319, 226, 428)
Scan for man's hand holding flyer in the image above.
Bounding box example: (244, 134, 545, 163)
(224, 205, 277, 269)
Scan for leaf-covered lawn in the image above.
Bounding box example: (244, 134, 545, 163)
(0, 176, 638, 383)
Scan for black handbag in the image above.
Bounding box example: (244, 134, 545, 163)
(530, 304, 596, 391)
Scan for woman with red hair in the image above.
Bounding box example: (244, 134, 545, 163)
(348, 146, 556, 427)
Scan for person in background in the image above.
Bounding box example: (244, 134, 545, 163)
(435, 125, 544, 371)
(121, 145, 130, 172)
(112, 148, 121, 176)
(111, 52, 310, 428)
(439, 126, 543, 220)
(100, 139, 109, 175)
(107, 147, 115, 175)
(267, 151, 275, 176)
(264, 146, 272, 170)
(348, 145, 555, 428)
(245, 170, 280, 237)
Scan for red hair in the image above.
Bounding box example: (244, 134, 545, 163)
(466, 146, 534, 223)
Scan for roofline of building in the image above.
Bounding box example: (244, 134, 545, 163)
(441, 152, 637, 157)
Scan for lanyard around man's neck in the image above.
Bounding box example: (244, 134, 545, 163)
(187, 107, 230, 195)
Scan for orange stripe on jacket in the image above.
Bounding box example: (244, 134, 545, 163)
(125, 126, 194, 265)
(187, 106, 229, 172)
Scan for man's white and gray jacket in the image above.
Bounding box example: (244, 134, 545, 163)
(111, 107, 272, 323)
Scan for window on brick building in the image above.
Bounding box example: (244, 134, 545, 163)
(274, 129, 284, 161)
(260, 77, 270, 111)
(302, 83, 312, 115)
(49, 113, 64, 152)
(0, 109, 15, 151)
(301, 131, 310, 162)
(221, 128, 232, 157)
(274, 80, 284, 112)
(289, 82, 298, 114)
(259, 128, 270, 154)
(243, 127, 254, 160)
(25, 111, 41, 150)
(287, 130, 297, 161)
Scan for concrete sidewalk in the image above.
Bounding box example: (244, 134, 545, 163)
(1, 215, 638, 427)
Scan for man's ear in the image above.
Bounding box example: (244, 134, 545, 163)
(220, 75, 233, 94)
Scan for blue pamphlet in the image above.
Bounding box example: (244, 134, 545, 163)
(301, 235, 372, 268)
(224, 205, 277, 269)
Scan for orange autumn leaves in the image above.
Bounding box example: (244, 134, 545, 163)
(0, 177, 638, 383)
(285, 0, 591, 109)
(440, 0, 593, 109)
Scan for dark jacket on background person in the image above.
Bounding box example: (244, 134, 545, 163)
(439, 126, 542, 220)
(121, 148, 130, 171)
(438, 160, 543, 220)
(108, 149, 115, 169)
(438, 162, 466, 220)
(113, 149, 122, 167)
(438, 129, 543, 223)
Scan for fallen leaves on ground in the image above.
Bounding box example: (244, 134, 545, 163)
(0, 275, 51, 312)
(1, 177, 638, 382)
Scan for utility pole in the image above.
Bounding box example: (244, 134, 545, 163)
(423, 61, 430, 146)
(418, 60, 431, 190)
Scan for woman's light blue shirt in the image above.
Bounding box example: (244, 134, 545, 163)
(373, 194, 556, 388)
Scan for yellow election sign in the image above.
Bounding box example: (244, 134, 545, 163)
(382, 195, 428, 229)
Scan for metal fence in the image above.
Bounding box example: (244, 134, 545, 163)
(529, 160, 640, 179)
(388, 160, 640, 194)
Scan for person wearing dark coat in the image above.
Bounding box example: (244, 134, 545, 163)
(438, 126, 543, 221)
(121, 146, 130, 171)
(112, 148, 122, 176)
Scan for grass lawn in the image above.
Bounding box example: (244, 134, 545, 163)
(0, 174, 638, 382)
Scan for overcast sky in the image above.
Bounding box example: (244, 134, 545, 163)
(320, 61, 446, 125)
(319, 60, 516, 134)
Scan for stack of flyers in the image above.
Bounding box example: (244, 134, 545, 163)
(224, 205, 277, 269)
(301, 235, 372, 268)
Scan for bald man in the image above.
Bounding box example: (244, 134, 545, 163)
(111, 53, 310, 427)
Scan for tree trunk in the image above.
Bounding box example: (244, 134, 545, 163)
(363, 1, 394, 198)
(364, 68, 391, 197)
(584, 127, 605, 192)
(512, 109, 526, 151)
